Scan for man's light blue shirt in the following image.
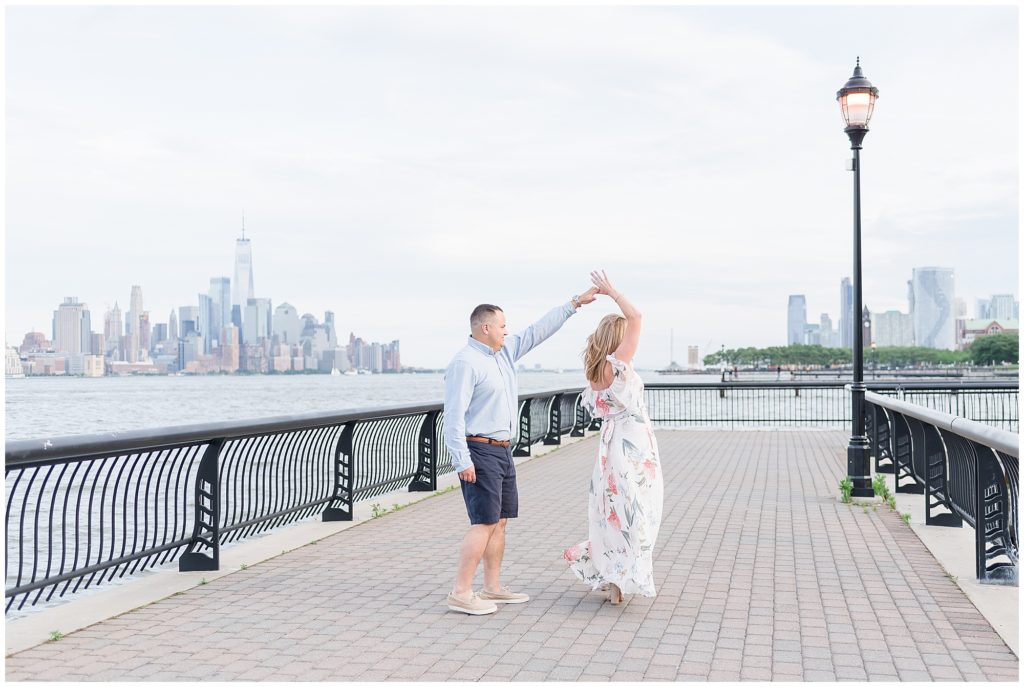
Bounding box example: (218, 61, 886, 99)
(443, 301, 578, 473)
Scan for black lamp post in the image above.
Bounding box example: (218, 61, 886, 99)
(838, 57, 879, 498)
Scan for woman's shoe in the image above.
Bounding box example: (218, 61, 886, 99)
(607, 583, 623, 604)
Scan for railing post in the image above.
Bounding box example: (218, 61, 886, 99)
(179, 439, 223, 572)
(544, 393, 563, 445)
(513, 399, 532, 457)
(872, 405, 894, 474)
(975, 448, 1017, 585)
(323, 423, 355, 521)
(923, 423, 962, 528)
(571, 393, 587, 437)
(867, 401, 878, 471)
(409, 412, 438, 492)
(893, 414, 923, 494)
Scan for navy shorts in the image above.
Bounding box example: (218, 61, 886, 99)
(460, 441, 518, 525)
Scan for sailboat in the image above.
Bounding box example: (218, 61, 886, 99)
(330, 367, 341, 376)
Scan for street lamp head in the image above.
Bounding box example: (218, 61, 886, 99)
(837, 57, 879, 146)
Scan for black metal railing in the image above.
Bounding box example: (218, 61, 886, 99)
(865, 381, 1018, 433)
(637, 380, 1016, 431)
(865, 391, 1018, 585)
(643, 382, 852, 428)
(5, 388, 590, 613)
(7, 380, 1017, 612)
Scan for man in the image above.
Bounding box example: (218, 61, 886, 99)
(443, 289, 597, 615)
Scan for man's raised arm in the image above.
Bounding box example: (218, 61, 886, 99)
(507, 287, 597, 362)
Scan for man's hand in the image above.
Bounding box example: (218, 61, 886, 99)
(590, 270, 619, 299)
(458, 465, 477, 483)
(577, 286, 599, 305)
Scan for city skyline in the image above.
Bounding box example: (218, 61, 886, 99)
(12, 230, 404, 376)
(19, 247, 1017, 369)
(6, 5, 1018, 368)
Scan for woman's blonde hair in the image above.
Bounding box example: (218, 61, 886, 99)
(584, 314, 626, 384)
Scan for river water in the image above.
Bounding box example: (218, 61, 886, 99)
(5, 370, 702, 441)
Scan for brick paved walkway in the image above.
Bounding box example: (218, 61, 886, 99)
(5, 431, 1018, 681)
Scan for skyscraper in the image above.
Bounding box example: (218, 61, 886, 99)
(875, 311, 914, 347)
(243, 298, 272, 344)
(324, 311, 337, 348)
(989, 294, 1015, 320)
(126, 285, 144, 362)
(273, 303, 302, 344)
(168, 309, 178, 343)
(819, 314, 835, 348)
(232, 226, 255, 329)
(911, 267, 956, 349)
(840, 278, 854, 348)
(179, 306, 199, 337)
(139, 312, 151, 353)
(787, 295, 806, 345)
(53, 297, 90, 355)
(209, 277, 231, 350)
(104, 302, 124, 358)
(198, 294, 213, 354)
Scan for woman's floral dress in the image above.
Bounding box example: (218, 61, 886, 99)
(563, 354, 664, 596)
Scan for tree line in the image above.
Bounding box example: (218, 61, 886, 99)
(702, 333, 1018, 367)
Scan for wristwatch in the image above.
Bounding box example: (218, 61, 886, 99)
(571, 294, 582, 309)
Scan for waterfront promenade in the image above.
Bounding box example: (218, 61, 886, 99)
(5, 430, 1018, 681)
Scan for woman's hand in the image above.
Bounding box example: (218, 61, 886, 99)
(590, 270, 619, 299)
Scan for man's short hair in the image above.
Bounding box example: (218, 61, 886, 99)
(470, 304, 503, 328)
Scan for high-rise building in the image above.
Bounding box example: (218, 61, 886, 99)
(209, 277, 230, 350)
(819, 314, 835, 348)
(152, 323, 168, 346)
(787, 295, 806, 345)
(126, 285, 144, 362)
(179, 306, 199, 337)
(198, 294, 213, 354)
(976, 298, 990, 320)
(103, 302, 124, 359)
(232, 228, 255, 330)
(911, 267, 956, 349)
(954, 298, 967, 319)
(243, 298, 272, 344)
(221, 324, 240, 372)
(384, 340, 401, 372)
(324, 311, 337, 348)
(273, 303, 303, 344)
(874, 311, 914, 347)
(139, 312, 151, 353)
(369, 341, 384, 373)
(687, 345, 699, 369)
(90, 333, 105, 358)
(52, 297, 90, 355)
(840, 278, 854, 348)
(989, 294, 1015, 320)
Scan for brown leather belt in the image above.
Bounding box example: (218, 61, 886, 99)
(466, 436, 511, 447)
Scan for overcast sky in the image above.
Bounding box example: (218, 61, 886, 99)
(5, 4, 1019, 369)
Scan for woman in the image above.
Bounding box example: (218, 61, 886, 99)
(563, 270, 663, 604)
